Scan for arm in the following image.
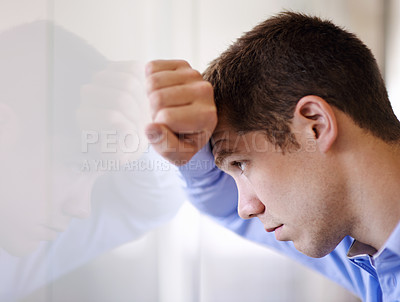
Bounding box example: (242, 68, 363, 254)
(145, 59, 365, 298)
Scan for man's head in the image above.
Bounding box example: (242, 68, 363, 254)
(207, 12, 400, 258)
(0, 21, 107, 256)
(205, 12, 400, 149)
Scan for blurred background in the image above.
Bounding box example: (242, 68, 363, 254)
(1, 0, 399, 301)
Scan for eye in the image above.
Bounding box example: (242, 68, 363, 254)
(231, 161, 247, 174)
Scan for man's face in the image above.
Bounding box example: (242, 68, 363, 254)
(0, 104, 97, 256)
(211, 119, 351, 258)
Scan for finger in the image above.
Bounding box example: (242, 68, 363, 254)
(77, 108, 148, 161)
(146, 68, 202, 93)
(92, 70, 145, 94)
(145, 123, 198, 165)
(80, 84, 149, 123)
(154, 102, 217, 134)
(148, 81, 212, 119)
(107, 60, 145, 77)
(76, 107, 139, 132)
(145, 60, 191, 76)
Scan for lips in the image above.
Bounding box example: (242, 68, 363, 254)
(265, 224, 283, 233)
(37, 223, 68, 237)
(43, 225, 67, 233)
(34, 226, 62, 241)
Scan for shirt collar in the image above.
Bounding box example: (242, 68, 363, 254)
(380, 219, 400, 257)
(347, 240, 377, 258)
(346, 220, 400, 259)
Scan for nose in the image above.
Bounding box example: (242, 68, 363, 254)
(237, 180, 265, 219)
(61, 174, 96, 219)
(61, 186, 92, 219)
(62, 196, 91, 219)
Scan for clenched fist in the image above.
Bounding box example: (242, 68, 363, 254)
(77, 61, 150, 165)
(145, 60, 217, 165)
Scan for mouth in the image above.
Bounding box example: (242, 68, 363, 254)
(43, 225, 67, 233)
(34, 226, 63, 241)
(39, 223, 68, 233)
(265, 224, 283, 233)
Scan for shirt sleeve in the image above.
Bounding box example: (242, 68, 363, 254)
(178, 142, 287, 244)
(178, 142, 238, 218)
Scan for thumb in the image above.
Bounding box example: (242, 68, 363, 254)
(145, 123, 198, 165)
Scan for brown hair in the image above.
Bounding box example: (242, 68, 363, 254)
(204, 12, 400, 149)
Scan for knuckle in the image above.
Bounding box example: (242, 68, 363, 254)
(176, 60, 190, 68)
(154, 108, 171, 124)
(114, 91, 132, 108)
(145, 61, 157, 75)
(197, 81, 214, 97)
(185, 68, 202, 79)
(207, 105, 218, 121)
(146, 74, 159, 93)
(104, 110, 122, 126)
(210, 111, 218, 128)
(199, 103, 217, 128)
(149, 90, 165, 111)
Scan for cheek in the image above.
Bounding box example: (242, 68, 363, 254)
(247, 151, 337, 217)
(249, 170, 295, 215)
(249, 161, 325, 220)
(290, 180, 347, 242)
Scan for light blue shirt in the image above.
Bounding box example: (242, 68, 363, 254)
(179, 144, 400, 302)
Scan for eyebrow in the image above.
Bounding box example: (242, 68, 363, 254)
(211, 138, 235, 168)
(214, 149, 235, 168)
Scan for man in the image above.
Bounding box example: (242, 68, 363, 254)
(0, 21, 185, 301)
(145, 12, 400, 301)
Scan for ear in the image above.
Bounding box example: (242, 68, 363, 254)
(292, 95, 338, 153)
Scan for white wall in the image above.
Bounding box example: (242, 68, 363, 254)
(0, 0, 48, 32)
(386, 0, 400, 117)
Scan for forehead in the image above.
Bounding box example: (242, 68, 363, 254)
(211, 120, 234, 142)
(211, 118, 240, 150)
(212, 129, 269, 152)
(211, 120, 271, 167)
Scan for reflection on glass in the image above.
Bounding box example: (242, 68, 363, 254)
(0, 21, 185, 301)
(0, 20, 108, 256)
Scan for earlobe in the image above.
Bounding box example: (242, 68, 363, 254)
(294, 95, 338, 153)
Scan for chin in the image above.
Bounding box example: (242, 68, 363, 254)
(293, 241, 336, 258)
(2, 239, 40, 257)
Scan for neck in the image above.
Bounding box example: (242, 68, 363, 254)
(345, 136, 400, 251)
